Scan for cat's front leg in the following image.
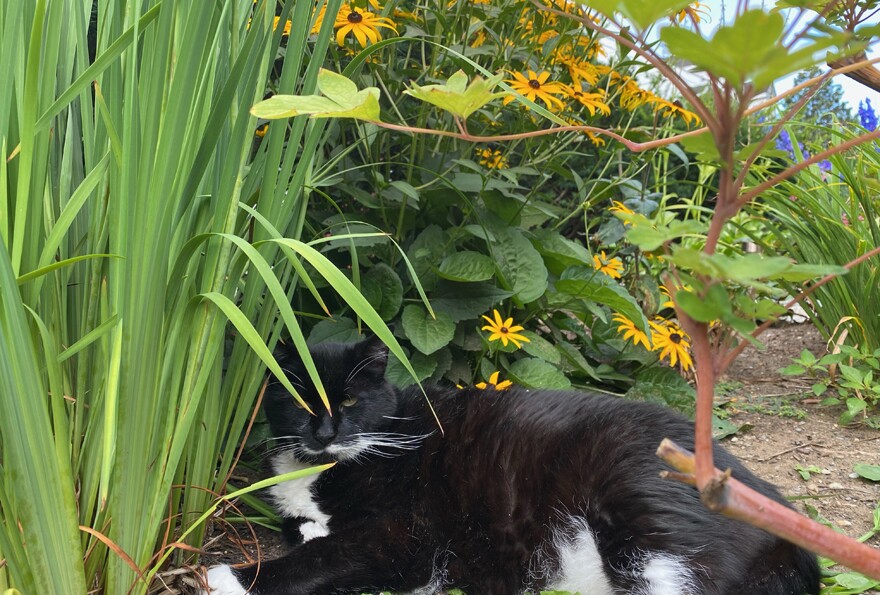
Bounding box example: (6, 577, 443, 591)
(202, 521, 433, 595)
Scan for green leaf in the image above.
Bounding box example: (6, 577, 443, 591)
(833, 572, 879, 590)
(309, 317, 361, 344)
(250, 69, 381, 121)
(430, 281, 513, 322)
(780, 364, 806, 376)
(404, 69, 507, 120)
(626, 219, 706, 252)
(401, 305, 455, 355)
(557, 268, 649, 333)
(362, 263, 403, 321)
(437, 251, 496, 282)
(386, 350, 438, 387)
(662, 10, 784, 87)
(520, 331, 562, 365)
(676, 288, 725, 323)
(508, 358, 571, 389)
(492, 228, 549, 304)
(712, 415, 742, 440)
(853, 464, 880, 482)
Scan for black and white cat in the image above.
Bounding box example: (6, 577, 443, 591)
(203, 336, 819, 595)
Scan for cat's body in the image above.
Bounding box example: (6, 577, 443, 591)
(204, 338, 819, 595)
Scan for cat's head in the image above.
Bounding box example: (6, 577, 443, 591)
(263, 336, 399, 464)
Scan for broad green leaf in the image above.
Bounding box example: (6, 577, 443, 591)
(531, 229, 593, 274)
(832, 572, 879, 590)
(251, 69, 381, 121)
(361, 263, 403, 321)
(675, 288, 725, 323)
(401, 305, 455, 355)
(508, 358, 571, 389)
(662, 10, 785, 87)
(404, 69, 507, 120)
(309, 317, 362, 344)
(557, 268, 649, 333)
(430, 281, 513, 322)
(492, 228, 549, 304)
(386, 350, 438, 387)
(626, 219, 706, 252)
(521, 331, 563, 365)
(437, 251, 496, 282)
(776, 263, 848, 282)
(853, 464, 880, 482)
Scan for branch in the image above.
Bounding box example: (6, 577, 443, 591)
(737, 127, 880, 208)
(744, 56, 880, 117)
(657, 439, 880, 580)
(718, 244, 880, 373)
(526, 0, 718, 134)
(829, 51, 880, 95)
(368, 120, 706, 153)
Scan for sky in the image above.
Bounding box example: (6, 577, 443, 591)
(700, 0, 879, 111)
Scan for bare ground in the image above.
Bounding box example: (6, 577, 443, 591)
(170, 324, 880, 594)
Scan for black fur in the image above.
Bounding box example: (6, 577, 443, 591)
(232, 337, 819, 595)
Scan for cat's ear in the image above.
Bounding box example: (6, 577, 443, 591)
(271, 339, 303, 370)
(358, 335, 389, 376)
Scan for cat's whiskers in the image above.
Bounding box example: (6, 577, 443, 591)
(328, 431, 434, 461)
(344, 352, 387, 385)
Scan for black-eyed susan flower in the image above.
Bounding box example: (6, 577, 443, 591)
(611, 313, 651, 350)
(566, 87, 611, 117)
(475, 371, 513, 391)
(592, 250, 623, 279)
(476, 148, 508, 169)
(503, 70, 567, 111)
(649, 319, 693, 371)
(334, 5, 397, 48)
(481, 309, 530, 349)
(652, 98, 701, 127)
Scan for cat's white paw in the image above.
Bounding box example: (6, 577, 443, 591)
(201, 565, 248, 595)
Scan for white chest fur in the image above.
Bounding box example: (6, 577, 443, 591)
(269, 451, 331, 541)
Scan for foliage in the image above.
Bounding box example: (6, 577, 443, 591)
(781, 346, 880, 425)
(760, 125, 880, 353)
(252, 0, 710, 396)
(0, 1, 414, 592)
(780, 66, 853, 146)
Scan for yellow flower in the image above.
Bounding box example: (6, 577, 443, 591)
(565, 87, 611, 117)
(592, 250, 623, 279)
(553, 50, 600, 86)
(503, 70, 567, 111)
(334, 6, 397, 47)
(255, 123, 268, 137)
(649, 319, 693, 371)
(481, 309, 530, 349)
(658, 285, 675, 309)
(475, 371, 513, 391)
(470, 29, 487, 48)
(609, 200, 634, 216)
(476, 148, 509, 169)
(672, 2, 708, 23)
(272, 16, 292, 36)
(611, 313, 651, 350)
(651, 97, 701, 127)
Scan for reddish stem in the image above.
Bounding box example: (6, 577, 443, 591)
(658, 439, 880, 579)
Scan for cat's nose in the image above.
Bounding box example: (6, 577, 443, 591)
(314, 424, 337, 446)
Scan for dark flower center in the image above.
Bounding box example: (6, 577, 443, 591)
(528, 79, 541, 89)
(348, 10, 363, 23)
(500, 326, 509, 333)
(670, 333, 682, 344)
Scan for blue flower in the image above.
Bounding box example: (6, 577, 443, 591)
(776, 129, 793, 154)
(858, 98, 877, 132)
(818, 159, 832, 172)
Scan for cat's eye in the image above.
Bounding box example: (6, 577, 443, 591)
(340, 397, 358, 408)
(293, 397, 307, 409)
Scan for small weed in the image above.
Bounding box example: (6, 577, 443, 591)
(794, 464, 824, 481)
(781, 347, 880, 425)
